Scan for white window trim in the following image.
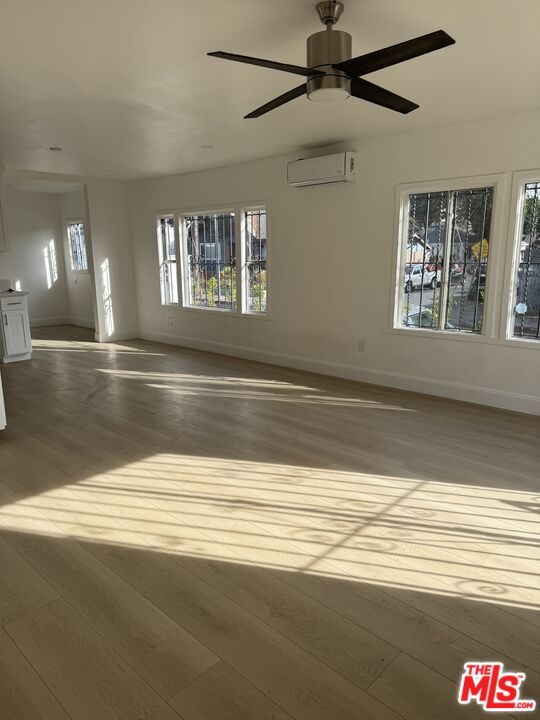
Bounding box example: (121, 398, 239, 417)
(66, 217, 89, 274)
(500, 169, 540, 345)
(389, 174, 509, 340)
(241, 204, 271, 317)
(156, 212, 180, 306)
(173, 201, 271, 319)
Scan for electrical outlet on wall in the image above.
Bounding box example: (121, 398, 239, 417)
(357, 339, 366, 352)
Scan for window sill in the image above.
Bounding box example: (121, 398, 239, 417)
(381, 326, 539, 349)
(160, 304, 273, 321)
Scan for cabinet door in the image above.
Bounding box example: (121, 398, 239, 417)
(3, 309, 30, 355)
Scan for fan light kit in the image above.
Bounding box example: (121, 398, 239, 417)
(208, 1, 455, 118)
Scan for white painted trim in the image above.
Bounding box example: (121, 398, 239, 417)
(138, 328, 540, 415)
(501, 169, 540, 342)
(96, 328, 139, 343)
(30, 316, 95, 329)
(0, 372, 6, 429)
(173, 200, 270, 317)
(163, 304, 274, 321)
(380, 325, 539, 350)
(65, 217, 89, 273)
(2, 352, 32, 364)
(30, 317, 71, 327)
(69, 317, 95, 329)
(391, 173, 509, 338)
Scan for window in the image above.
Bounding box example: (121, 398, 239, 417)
(398, 185, 494, 334)
(67, 220, 88, 272)
(157, 215, 178, 304)
(162, 204, 269, 316)
(512, 181, 540, 340)
(244, 207, 268, 314)
(182, 212, 236, 310)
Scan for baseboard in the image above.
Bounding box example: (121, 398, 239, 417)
(69, 317, 95, 329)
(96, 329, 139, 343)
(30, 316, 95, 330)
(30, 317, 70, 327)
(139, 328, 540, 416)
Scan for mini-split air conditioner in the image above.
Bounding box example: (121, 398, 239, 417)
(287, 151, 357, 187)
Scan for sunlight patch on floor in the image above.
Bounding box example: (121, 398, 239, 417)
(32, 339, 165, 355)
(96, 368, 412, 409)
(1, 453, 538, 610)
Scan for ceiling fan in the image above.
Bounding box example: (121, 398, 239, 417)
(208, 1, 455, 118)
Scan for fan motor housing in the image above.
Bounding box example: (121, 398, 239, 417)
(307, 30, 352, 101)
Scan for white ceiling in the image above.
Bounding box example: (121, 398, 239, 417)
(1, 0, 539, 181)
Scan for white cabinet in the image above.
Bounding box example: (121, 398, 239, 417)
(0, 293, 32, 362)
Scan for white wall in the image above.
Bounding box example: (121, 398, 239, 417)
(127, 109, 539, 414)
(60, 191, 95, 328)
(85, 180, 138, 341)
(0, 190, 69, 325)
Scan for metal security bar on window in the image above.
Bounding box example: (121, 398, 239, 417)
(67, 221, 88, 271)
(184, 212, 236, 310)
(513, 182, 540, 340)
(157, 216, 178, 304)
(401, 186, 494, 333)
(244, 208, 267, 313)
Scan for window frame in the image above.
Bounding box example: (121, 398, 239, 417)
(156, 213, 180, 306)
(173, 201, 271, 319)
(501, 169, 540, 345)
(241, 205, 270, 317)
(180, 207, 238, 313)
(66, 217, 89, 274)
(390, 174, 508, 340)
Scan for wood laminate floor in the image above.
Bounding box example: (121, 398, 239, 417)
(0, 325, 539, 719)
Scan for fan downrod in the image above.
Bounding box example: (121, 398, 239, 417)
(316, 1, 344, 28)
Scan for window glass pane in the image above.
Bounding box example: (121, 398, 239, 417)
(68, 222, 87, 271)
(445, 187, 493, 333)
(158, 216, 178, 304)
(513, 182, 540, 340)
(245, 208, 267, 313)
(400, 186, 494, 334)
(402, 191, 447, 329)
(184, 212, 236, 310)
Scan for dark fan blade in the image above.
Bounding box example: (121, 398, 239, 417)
(334, 30, 455, 77)
(208, 51, 318, 77)
(244, 84, 306, 118)
(350, 78, 419, 114)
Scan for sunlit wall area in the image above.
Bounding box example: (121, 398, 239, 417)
(85, 180, 138, 342)
(100, 258, 115, 338)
